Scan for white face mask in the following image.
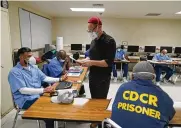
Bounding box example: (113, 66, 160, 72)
(60, 59, 65, 62)
(89, 32, 98, 40)
(117, 49, 121, 52)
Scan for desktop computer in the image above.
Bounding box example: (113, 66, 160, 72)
(160, 46, 172, 53)
(174, 47, 181, 54)
(71, 44, 82, 51)
(127, 45, 139, 53)
(144, 46, 156, 53)
(86, 44, 90, 51)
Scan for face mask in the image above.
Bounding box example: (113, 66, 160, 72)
(60, 59, 65, 62)
(160, 53, 164, 56)
(132, 72, 156, 80)
(117, 49, 121, 52)
(89, 32, 98, 40)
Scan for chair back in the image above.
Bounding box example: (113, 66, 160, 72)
(102, 118, 122, 128)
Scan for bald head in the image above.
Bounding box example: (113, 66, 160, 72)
(57, 50, 66, 60)
(161, 49, 167, 55)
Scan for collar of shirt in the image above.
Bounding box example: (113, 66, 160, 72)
(132, 79, 154, 87)
(95, 31, 106, 42)
(16, 62, 33, 71)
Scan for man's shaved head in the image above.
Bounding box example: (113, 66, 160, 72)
(161, 49, 167, 55)
(57, 50, 66, 60)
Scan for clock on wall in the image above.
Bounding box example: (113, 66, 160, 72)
(1, 0, 9, 9)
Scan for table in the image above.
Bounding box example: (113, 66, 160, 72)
(44, 67, 88, 97)
(114, 60, 130, 79)
(22, 98, 110, 123)
(148, 60, 181, 66)
(22, 98, 181, 127)
(128, 56, 140, 63)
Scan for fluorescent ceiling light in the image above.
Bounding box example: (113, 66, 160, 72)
(175, 11, 181, 14)
(70, 8, 105, 12)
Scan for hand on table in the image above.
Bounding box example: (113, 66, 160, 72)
(60, 73, 68, 81)
(43, 86, 54, 93)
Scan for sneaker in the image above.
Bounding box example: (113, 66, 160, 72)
(113, 77, 117, 82)
(123, 77, 128, 83)
(156, 82, 160, 86)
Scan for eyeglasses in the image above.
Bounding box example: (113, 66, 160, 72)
(87, 25, 97, 33)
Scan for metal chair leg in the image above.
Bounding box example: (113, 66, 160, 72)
(54, 121, 58, 128)
(37, 120, 41, 128)
(12, 110, 19, 128)
(63, 122, 66, 128)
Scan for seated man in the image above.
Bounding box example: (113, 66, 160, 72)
(111, 61, 175, 128)
(8, 47, 67, 128)
(112, 45, 128, 82)
(47, 50, 70, 78)
(152, 49, 173, 86)
(41, 45, 57, 62)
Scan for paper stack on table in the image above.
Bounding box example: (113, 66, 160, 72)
(73, 98, 89, 106)
(174, 102, 181, 108)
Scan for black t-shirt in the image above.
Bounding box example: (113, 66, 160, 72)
(89, 32, 116, 75)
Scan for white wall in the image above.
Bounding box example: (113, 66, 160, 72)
(8, 1, 52, 56)
(52, 17, 181, 50)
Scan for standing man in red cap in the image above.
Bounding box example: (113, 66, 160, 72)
(77, 16, 116, 102)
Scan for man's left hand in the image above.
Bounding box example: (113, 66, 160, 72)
(81, 60, 93, 67)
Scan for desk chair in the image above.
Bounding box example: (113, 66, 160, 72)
(102, 118, 122, 128)
(12, 102, 41, 128)
(171, 65, 181, 84)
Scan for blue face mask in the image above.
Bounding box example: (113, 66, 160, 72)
(117, 49, 121, 52)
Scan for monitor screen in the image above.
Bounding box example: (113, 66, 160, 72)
(160, 46, 172, 53)
(144, 46, 156, 53)
(71, 44, 82, 50)
(174, 47, 181, 54)
(127, 45, 139, 52)
(86, 44, 90, 51)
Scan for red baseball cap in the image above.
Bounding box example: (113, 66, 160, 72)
(88, 16, 102, 25)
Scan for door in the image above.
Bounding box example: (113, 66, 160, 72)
(1, 7, 13, 117)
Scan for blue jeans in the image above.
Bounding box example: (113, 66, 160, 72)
(112, 63, 128, 78)
(154, 65, 173, 82)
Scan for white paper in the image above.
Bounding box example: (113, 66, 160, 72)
(56, 89, 76, 94)
(67, 72, 81, 77)
(69, 56, 77, 62)
(73, 98, 89, 106)
(174, 102, 181, 108)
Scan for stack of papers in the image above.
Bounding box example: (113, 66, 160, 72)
(174, 102, 181, 108)
(73, 98, 89, 106)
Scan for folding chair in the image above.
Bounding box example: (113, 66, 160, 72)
(12, 104, 41, 128)
(102, 118, 122, 128)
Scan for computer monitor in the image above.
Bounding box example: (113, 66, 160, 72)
(127, 45, 139, 52)
(71, 44, 82, 51)
(86, 44, 90, 51)
(144, 46, 156, 53)
(160, 46, 172, 53)
(174, 47, 181, 54)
